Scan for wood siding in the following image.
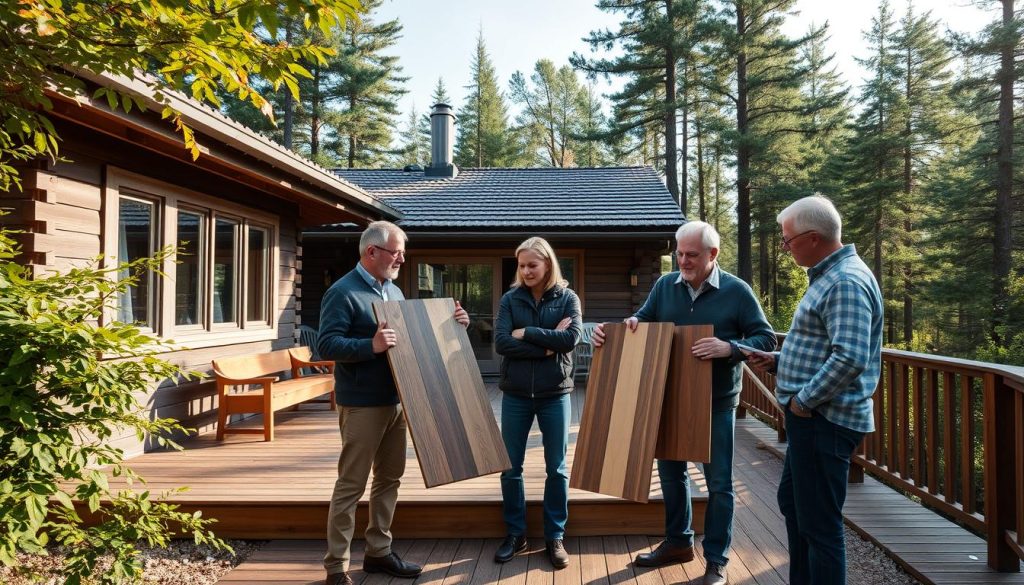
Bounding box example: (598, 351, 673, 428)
(2, 128, 305, 458)
(300, 237, 671, 329)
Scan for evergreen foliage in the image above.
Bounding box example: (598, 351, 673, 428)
(455, 32, 518, 167)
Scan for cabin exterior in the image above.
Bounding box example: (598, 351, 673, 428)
(0, 71, 396, 455)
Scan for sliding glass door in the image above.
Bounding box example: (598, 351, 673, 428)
(409, 256, 502, 374)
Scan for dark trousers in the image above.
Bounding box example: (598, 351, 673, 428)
(500, 393, 570, 540)
(659, 407, 736, 566)
(777, 409, 864, 585)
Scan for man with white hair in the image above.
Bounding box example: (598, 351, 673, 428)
(318, 221, 470, 585)
(747, 195, 882, 585)
(593, 220, 776, 585)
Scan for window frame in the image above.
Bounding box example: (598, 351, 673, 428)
(103, 167, 280, 349)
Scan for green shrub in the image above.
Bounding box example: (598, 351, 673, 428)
(0, 227, 226, 584)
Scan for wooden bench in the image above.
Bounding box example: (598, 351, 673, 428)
(213, 347, 336, 441)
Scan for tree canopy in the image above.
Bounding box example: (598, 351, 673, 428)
(0, 0, 362, 190)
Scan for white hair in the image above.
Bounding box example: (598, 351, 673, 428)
(358, 220, 407, 255)
(777, 195, 842, 242)
(675, 220, 720, 250)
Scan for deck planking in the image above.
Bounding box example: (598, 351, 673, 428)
(104, 384, 689, 539)
(216, 417, 864, 585)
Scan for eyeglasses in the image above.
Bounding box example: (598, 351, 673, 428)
(671, 250, 705, 261)
(781, 230, 815, 250)
(373, 245, 406, 259)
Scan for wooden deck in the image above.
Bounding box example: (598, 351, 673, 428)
(218, 414, 789, 585)
(218, 416, 1024, 585)
(116, 385, 697, 539)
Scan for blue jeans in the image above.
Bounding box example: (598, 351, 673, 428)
(778, 409, 865, 585)
(500, 393, 570, 540)
(658, 408, 736, 566)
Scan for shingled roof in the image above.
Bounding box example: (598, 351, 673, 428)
(330, 166, 684, 231)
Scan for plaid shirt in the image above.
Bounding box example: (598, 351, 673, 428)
(776, 245, 883, 433)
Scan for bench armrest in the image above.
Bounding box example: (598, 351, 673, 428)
(215, 375, 279, 387)
(290, 355, 335, 378)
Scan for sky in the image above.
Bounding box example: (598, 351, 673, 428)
(373, 0, 1000, 127)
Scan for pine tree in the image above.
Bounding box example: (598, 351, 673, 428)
(572, 0, 710, 207)
(888, 3, 957, 346)
(456, 31, 515, 167)
(576, 82, 615, 167)
(331, 0, 408, 168)
(833, 0, 905, 341)
(510, 60, 589, 167)
(397, 104, 430, 167)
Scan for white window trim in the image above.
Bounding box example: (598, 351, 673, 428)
(103, 167, 280, 350)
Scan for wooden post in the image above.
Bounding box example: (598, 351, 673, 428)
(983, 372, 1020, 572)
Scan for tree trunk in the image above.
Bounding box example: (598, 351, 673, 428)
(695, 114, 705, 221)
(680, 60, 689, 213)
(736, 2, 752, 284)
(346, 93, 357, 168)
(993, 0, 1015, 342)
(713, 143, 722, 233)
(663, 0, 680, 208)
(310, 69, 321, 158)
(903, 46, 914, 346)
(282, 19, 294, 149)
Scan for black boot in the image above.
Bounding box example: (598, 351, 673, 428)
(494, 534, 528, 563)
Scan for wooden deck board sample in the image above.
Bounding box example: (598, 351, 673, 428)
(570, 322, 675, 502)
(655, 325, 714, 463)
(373, 298, 510, 488)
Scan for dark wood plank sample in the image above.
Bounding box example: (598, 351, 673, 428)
(570, 322, 675, 502)
(373, 298, 510, 487)
(655, 324, 714, 463)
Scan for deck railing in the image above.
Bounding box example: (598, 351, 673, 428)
(738, 338, 1024, 572)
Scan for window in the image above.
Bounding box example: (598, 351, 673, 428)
(117, 196, 158, 329)
(107, 169, 278, 346)
(246, 226, 269, 323)
(213, 218, 239, 325)
(175, 210, 205, 326)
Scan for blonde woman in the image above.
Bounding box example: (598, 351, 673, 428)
(493, 237, 582, 569)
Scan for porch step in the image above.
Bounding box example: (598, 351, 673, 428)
(164, 495, 705, 539)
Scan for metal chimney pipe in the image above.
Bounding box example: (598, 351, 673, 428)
(426, 103, 458, 178)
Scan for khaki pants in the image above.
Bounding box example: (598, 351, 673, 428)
(324, 404, 407, 574)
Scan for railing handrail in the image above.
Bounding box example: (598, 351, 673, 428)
(773, 331, 1024, 390)
(881, 347, 1024, 389)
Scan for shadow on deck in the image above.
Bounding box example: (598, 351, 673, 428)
(116, 385, 697, 539)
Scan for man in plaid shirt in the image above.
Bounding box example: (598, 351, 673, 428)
(747, 195, 882, 585)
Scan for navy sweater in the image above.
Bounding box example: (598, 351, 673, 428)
(634, 269, 776, 411)
(316, 268, 404, 406)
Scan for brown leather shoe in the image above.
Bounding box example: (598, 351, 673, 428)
(325, 572, 353, 585)
(703, 562, 728, 585)
(546, 539, 569, 569)
(363, 552, 422, 578)
(634, 541, 695, 567)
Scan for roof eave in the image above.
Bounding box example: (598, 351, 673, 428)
(69, 69, 402, 220)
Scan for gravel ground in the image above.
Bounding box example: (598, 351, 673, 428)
(0, 540, 263, 585)
(845, 526, 922, 585)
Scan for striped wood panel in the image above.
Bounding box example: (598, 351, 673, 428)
(373, 298, 510, 488)
(570, 322, 675, 502)
(655, 325, 714, 462)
